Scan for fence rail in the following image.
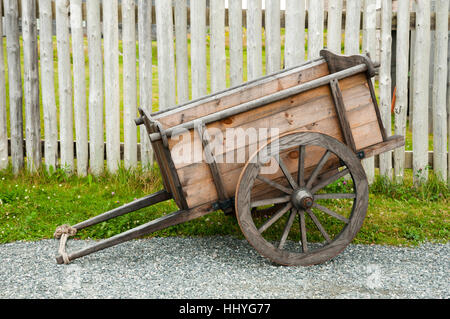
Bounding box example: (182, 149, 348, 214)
(0, 0, 448, 185)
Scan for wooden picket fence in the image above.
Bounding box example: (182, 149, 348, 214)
(0, 0, 448, 185)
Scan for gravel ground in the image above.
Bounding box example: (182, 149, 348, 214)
(0, 237, 448, 299)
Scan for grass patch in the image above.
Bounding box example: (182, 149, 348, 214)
(0, 166, 448, 246)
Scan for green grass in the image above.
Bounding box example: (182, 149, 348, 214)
(0, 166, 448, 246)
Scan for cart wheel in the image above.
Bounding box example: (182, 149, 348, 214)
(235, 131, 368, 266)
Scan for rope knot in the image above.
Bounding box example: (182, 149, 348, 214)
(54, 224, 77, 239)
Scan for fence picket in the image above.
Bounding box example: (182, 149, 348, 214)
(0, 1, 8, 170)
(379, 0, 393, 179)
(103, 0, 120, 173)
(247, 0, 262, 80)
(39, 0, 58, 172)
(175, 0, 189, 103)
(265, 0, 280, 74)
(138, 0, 153, 168)
(327, 0, 343, 54)
(228, 0, 243, 86)
(210, 0, 226, 92)
(123, 0, 138, 169)
(393, 0, 410, 183)
(87, 0, 104, 175)
(361, 0, 377, 184)
(56, 0, 74, 173)
(307, 0, 324, 60)
(412, 0, 431, 184)
(344, 0, 361, 55)
(190, 0, 207, 98)
(70, 0, 88, 176)
(4, 0, 24, 174)
(432, 0, 449, 181)
(284, 0, 305, 67)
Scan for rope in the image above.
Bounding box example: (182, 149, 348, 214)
(54, 224, 77, 264)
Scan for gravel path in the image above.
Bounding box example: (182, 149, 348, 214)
(0, 237, 448, 299)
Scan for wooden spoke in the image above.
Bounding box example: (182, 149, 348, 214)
(297, 145, 306, 187)
(258, 202, 292, 233)
(314, 193, 356, 200)
(298, 209, 308, 253)
(306, 150, 331, 189)
(256, 175, 293, 194)
(312, 203, 350, 224)
(310, 168, 350, 194)
(251, 195, 291, 208)
(275, 155, 298, 189)
(307, 209, 331, 243)
(278, 209, 297, 250)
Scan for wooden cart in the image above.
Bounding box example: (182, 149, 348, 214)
(54, 50, 404, 266)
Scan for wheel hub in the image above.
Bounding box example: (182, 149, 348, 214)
(291, 188, 314, 209)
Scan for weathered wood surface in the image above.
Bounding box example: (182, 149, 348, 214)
(327, 0, 343, 54)
(123, 0, 138, 169)
(284, 0, 305, 67)
(210, 0, 226, 92)
(70, 0, 88, 176)
(56, 0, 73, 173)
(379, 0, 393, 179)
(393, 0, 410, 183)
(247, 0, 263, 80)
(103, 0, 120, 173)
(39, 0, 58, 171)
(432, 0, 449, 182)
(229, 0, 243, 86)
(87, 0, 104, 175)
(190, 0, 207, 99)
(412, 1, 431, 184)
(307, 0, 324, 60)
(265, 0, 281, 74)
(5, 0, 24, 173)
(0, 0, 7, 170)
(138, 0, 153, 168)
(174, 0, 189, 103)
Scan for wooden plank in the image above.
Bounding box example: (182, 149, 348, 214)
(174, 0, 189, 103)
(87, 0, 104, 175)
(344, 0, 362, 55)
(4, 0, 24, 173)
(56, 0, 73, 173)
(247, 0, 262, 80)
(228, 0, 243, 86)
(329, 78, 356, 151)
(361, 0, 377, 184)
(393, 0, 410, 183)
(122, 0, 138, 169)
(379, 0, 393, 179)
(265, 0, 281, 74)
(157, 61, 330, 129)
(284, 0, 305, 67)
(70, 0, 88, 176)
(22, 0, 41, 172)
(103, 0, 120, 173)
(138, 0, 153, 169)
(190, 0, 207, 98)
(155, 0, 176, 110)
(0, 0, 7, 170)
(432, 0, 449, 182)
(327, 0, 343, 54)
(210, 0, 226, 93)
(307, 0, 324, 60)
(412, 0, 431, 184)
(39, 0, 58, 171)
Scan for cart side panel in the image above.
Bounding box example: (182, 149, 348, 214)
(170, 73, 383, 208)
(156, 61, 330, 129)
